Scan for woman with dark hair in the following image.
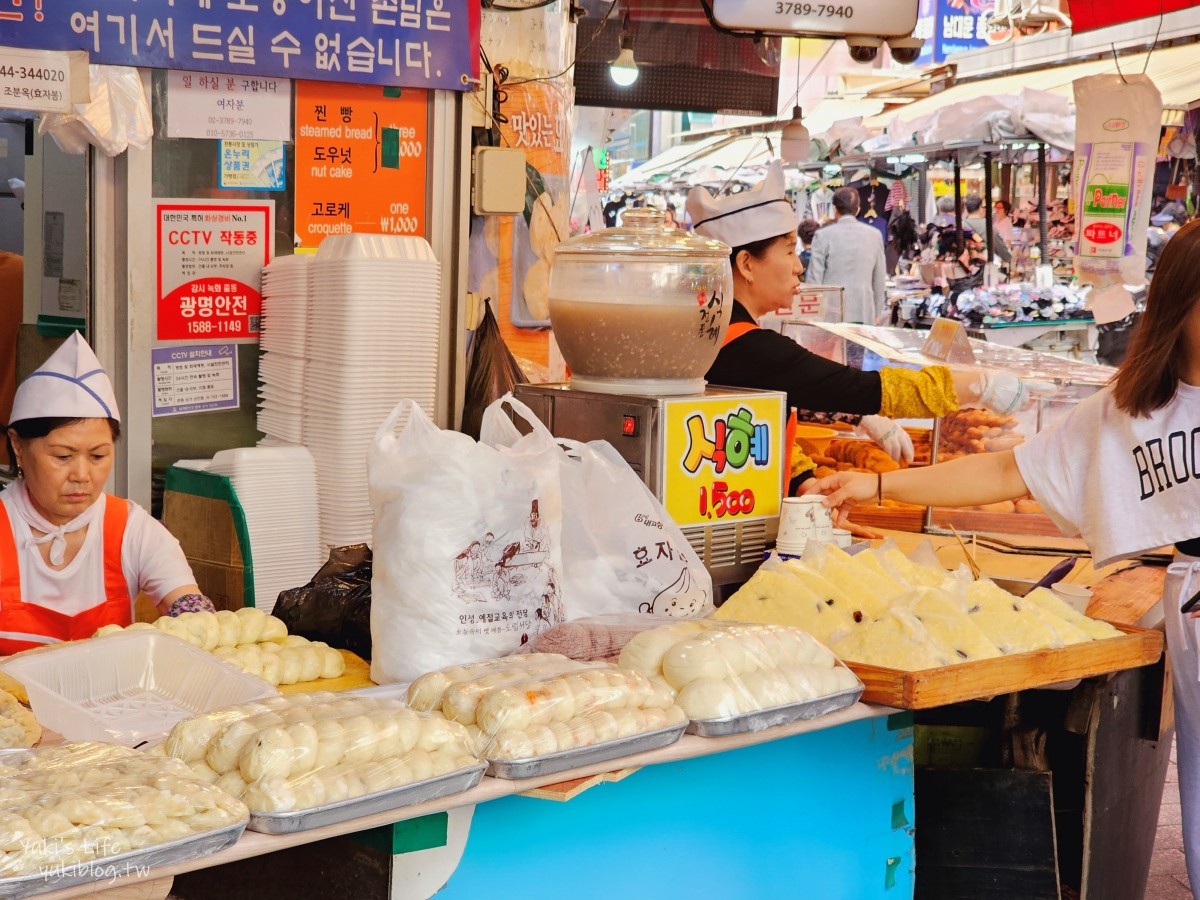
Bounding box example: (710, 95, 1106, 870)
(804, 217, 1200, 883)
(0, 333, 209, 654)
(687, 162, 1045, 493)
(797, 219, 819, 280)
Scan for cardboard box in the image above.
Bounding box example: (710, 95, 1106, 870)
(163, 466, 253, 612)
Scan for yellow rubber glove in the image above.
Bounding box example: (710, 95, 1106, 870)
(790, 441, 817, 489)
(879, 365, 960, 419)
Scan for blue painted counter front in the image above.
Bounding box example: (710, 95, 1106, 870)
(441, 714, 915, 899)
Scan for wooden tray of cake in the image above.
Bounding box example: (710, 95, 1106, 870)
(848, 504, 1064, 538)
(845, 623, 1163, 709)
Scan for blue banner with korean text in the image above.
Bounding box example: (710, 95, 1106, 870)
(0, 0, 479, 92)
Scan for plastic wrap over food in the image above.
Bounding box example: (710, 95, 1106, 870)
(96, 608, 347, 687)
(0, 742, 247, 879)
(163, 693, 479, 815)
(619, 620, 861, 721)
(511, 614, 692, 663)
(408, 653, 686, 761)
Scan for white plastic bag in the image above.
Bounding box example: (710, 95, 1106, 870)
(39, 65, 152, 157)
(484, 394, 714, 621)
(368, 398, 566, 685)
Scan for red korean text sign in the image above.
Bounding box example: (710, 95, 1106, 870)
(156, 200, 273, 341)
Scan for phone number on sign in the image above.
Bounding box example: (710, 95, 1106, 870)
(772, 3, 853, 15)
(183, 320, 245, 336)
(0, 66, 66, 82)
(698, 482, 756, 520)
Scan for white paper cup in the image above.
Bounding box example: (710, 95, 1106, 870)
(1051, 582, 1093, 614)
(832, 528, 852, 549)
(778, 495, 834, 548)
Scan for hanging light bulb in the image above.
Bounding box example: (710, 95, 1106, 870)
(780, 38, 809, 163)
(609, 14, 639, 87)
(781, 106, 810, 163)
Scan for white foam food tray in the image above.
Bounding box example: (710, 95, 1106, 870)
(1, 630, 278, 747)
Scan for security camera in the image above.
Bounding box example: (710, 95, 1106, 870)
(845, 35, 883, 64)
(887, 36, 924, 65)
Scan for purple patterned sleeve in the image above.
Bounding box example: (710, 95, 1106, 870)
(167, 593, 217, 616)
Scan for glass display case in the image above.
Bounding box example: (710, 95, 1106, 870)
(776, 322, 1114, 537)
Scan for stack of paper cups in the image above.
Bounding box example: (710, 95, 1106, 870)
(776, 496, 835, 555)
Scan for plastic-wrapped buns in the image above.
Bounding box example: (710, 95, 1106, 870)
(410, 654, 688, 763)
(162, 694, 482, 817)
(0, 742, 247, 878)
(616, 621, 862, 722)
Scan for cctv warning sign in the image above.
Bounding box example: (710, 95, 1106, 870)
(156, 200, 274, 342)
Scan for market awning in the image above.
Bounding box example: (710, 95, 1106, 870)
(868, 41, 1200, 140)
(611, 134, 738, 188)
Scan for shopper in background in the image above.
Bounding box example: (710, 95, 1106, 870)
(806, 187, 888, 324)
(1147, 202, 1189, 274)
(797, 219, 819, 280)
(803, 217, 1200, 885)
(992, 198, 1015, 244)
(932, 195, 957, 227)
(963, 194, 1010, 265)
(0, 333, 213, 654)
(687, 162, 1046, 493)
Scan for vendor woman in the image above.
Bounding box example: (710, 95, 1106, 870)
(686, 161, 1043, 491)
(0, 333, 212, 654)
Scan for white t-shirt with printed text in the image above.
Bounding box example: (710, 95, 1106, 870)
(0, 491, 196, 617)
(1014, 382, 1200, 567)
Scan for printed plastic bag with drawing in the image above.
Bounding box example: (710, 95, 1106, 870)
(368, 398, 566, 685)
(484, 395, 714, 621)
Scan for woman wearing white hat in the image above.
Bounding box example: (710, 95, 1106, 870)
(687, 162, 1045, 493)
(0, 333, 210, 655)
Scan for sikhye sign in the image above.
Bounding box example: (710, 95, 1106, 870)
(0, 0, 478, 92)
(711, 0, 918, 37)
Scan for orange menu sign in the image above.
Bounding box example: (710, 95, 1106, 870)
(294, 81, 429, 250)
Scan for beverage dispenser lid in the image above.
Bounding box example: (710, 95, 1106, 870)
(553, 208, 731, 260)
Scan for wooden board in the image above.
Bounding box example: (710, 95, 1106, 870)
(518, 767, 640, 802)
(279, 650, 372, 695)
(847, 624, 1163, 709)
(850, 504, 1067, 537)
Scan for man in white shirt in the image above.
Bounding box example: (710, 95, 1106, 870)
(806, 188, 888, 324)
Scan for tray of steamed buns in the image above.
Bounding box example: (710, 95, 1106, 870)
(618, 620, 864, 737)
(159, 692, 485, 835)
(406, 654, 688, 779)
(0, 742, 247, 898)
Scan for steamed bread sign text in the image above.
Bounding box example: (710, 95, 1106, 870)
(662, 394, 784, 529)
(156, 200, 273, 342)
(294, 81, 427, 250)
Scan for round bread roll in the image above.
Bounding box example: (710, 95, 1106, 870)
(675, 677, 742, 720)
(319, 648, 346, 679)
(313, 719, 348, 769)
(407, 672, 451, 711)
(234, 607, 268, 644)
(239, 726, 296, 783)
(662, 638, 726, 689)
(206, 719, 260, 775)
(341, 716, 378, 767)
(285, 722, 319, 776)
(214, 770, 247, 799)
(259, 617, 288, 643)
(295, 646, 322, 683)
(214, 610, 241, 648)
(488, 730, 533, 761)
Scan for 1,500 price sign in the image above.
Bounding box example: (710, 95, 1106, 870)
(662, 393, 785, 529)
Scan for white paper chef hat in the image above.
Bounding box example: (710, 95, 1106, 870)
(686, 161, 796, 249)
(10, 332, 120, 424)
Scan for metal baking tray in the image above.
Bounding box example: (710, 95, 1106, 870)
(686, 685, 865, 738)
(486, 723, 686, 780)
(0, 819, 246, 899)
(248, 763, 487, 834)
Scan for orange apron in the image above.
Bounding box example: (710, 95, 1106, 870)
(721, 321, 759, 346)
(0, 495, 131, 655)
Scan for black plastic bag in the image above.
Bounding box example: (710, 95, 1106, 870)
(274, 544, 373, 661)
(461, 300, 526, 440)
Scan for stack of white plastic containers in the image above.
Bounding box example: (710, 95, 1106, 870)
(258, 254, 311, 445)
(257, 235, 440, 549)
(306, 234, 440, 547)
(203, 446, 324, 613)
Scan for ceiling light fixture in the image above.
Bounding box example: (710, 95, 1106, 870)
(609, 14, 639, 87)
(780, 37, 812, 163)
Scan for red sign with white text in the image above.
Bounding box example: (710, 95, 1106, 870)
(156, 200, 273, 341)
